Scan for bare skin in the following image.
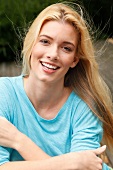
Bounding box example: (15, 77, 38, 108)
(0, 117, 106, 170)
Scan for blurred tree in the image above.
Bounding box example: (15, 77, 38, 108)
(80, 0, 113, 38)
(0, 0, 57, 62)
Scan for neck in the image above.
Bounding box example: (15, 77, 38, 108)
(23, 75, 69, 109)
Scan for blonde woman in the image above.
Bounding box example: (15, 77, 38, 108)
(0, 2, 113, 170)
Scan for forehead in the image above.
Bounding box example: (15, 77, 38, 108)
(39, 20, 79, 43)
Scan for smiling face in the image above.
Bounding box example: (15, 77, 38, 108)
(30, 20, 79, 86)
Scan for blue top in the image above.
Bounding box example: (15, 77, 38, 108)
(0, 75, 108, 169)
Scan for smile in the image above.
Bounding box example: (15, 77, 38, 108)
(41, 62, 60, 70)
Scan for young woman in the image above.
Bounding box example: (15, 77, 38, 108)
(0, 2, 113, 170)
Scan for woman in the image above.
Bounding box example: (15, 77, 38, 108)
(0, 2, 113, 170)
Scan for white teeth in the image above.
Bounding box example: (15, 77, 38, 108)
(42, 62, 58, 70)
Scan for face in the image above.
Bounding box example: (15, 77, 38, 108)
(30, 20, 79, 85)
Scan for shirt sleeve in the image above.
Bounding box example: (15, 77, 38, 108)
(70, 100, 103, 152)
(70, 100, 109, 170)
(0, 147, 12, 165)
(0, 78, 13, 165)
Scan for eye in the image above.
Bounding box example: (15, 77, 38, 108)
(39, 39, 50, 45)
(63, 46, 72, 52)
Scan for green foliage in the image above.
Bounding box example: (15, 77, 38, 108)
(0, 0, 59, 62)
(80, 0, 113, 39)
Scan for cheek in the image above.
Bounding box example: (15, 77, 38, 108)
(31, 46, 37, 58)
(31, 46, 42, 60)
(61, 56, 75, 67)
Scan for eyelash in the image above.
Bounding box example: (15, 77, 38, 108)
(63, 46, 72, 52)
(39, 39, 50, 44)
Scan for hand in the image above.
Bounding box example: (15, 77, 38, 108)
(0, 117, 21, 149)
(63, 145, 106, 170)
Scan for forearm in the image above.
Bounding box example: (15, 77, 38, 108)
(0, 154, 78, 170)
(0, 145, 105, 170)
(14, 132, 50, 160)
(0, 160, 64, 170)
(0, 117, 50, 161)
(0, 118, 105, 170)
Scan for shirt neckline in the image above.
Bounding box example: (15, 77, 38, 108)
(20, 75, 75, 122)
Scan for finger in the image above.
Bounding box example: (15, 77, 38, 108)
(92, 145, 106, 155)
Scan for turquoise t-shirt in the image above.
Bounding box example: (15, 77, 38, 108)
(0, 75, 108, 169)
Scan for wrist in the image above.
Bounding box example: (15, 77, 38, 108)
(13, 131, 26, 152)
(59, 153, 79, 170)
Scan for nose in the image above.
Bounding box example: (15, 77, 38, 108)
(46, 45, 59, 61)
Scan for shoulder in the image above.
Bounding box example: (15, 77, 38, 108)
(70, 91, 101, 125)
(0, 76, 23, 119)
(69, 91, 89, 111)
(0, 76, 22, 91)
(70, 93, 103, 151)
(0, 75, 23, 105)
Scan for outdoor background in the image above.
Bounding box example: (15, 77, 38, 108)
(1, 0, 113, 93)
(0, 0, 113, 62)
(0, 0, 113, 166)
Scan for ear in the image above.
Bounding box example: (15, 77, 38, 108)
(70, 56, 79, 68)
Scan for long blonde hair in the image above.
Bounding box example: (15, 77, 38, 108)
(22, 3, 113, 150)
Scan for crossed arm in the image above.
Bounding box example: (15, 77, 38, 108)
(0, 117, 106, 170)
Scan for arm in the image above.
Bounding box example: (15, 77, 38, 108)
(70, 100, 109, 170)
(71, 101, 103, 152)
(0, 149, 105, 170)
(0, 117, 105, 170)
(0, 117, 50, 161)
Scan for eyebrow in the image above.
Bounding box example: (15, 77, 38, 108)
(39, 34, 75, 47)
(39, 35, 53, 40)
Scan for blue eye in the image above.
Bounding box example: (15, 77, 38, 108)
(63, 46, 72, 52)
(40, 39, 49, 44)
